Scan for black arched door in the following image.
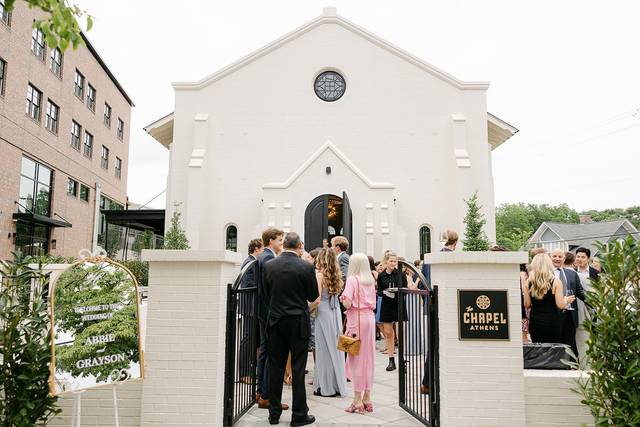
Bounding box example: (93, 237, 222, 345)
(304, 195, 328, 250)
(304, 193, 353, 252)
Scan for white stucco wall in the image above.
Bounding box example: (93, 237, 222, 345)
(166, 17, 496, 259)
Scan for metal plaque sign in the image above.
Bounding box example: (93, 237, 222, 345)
(458, 289, 509, 340)
(50, 257, 143, 394)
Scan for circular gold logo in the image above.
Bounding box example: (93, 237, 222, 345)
(476, 295, 491, 310)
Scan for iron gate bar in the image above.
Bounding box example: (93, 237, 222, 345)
(223, 259, 258, 426)
(397, 260, 440, 427)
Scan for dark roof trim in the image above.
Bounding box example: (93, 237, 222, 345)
(81, 32, 135, 107)
(101, 209, 165, 235)
(13, 212, 72, 228)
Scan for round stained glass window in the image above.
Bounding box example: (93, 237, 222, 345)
(314, 71, 346, 102)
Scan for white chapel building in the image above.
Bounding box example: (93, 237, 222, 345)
(145, 7, 518, 259)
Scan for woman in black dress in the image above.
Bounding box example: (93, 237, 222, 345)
(524, 254, 575, 343)
(377, 251, 407, 371)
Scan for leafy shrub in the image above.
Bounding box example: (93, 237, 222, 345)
(0, 253, 60, 426)
(575, 236, 640, 426)
(121, 260, 149, 287)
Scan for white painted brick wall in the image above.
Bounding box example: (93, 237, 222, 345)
(48, 381, 142, 427)
(139, 250, 242, 427)
(427, 252, 528, 427)
(524, 370, 593, 427)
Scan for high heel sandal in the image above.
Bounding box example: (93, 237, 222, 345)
(364, 402, 373, 413)
(345, 403, 365, 414)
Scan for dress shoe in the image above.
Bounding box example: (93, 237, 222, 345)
(269, 416, 280, 425)
(258, 397, 289, 410)
(290, 414, 315, 426)
(420, 385, 429, 395)
(386, 357, 397, 371)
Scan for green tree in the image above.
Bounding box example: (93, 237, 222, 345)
(132, 230, 155, 253)
(574, 236, 640, 426)
(163, 202, 190, 250)
(462, 192, 491, 251)
(496, 203, 580, 250)
(0, 253, 60, 426)
(4, 0, 93, 51)
(580, 206, 640, 229)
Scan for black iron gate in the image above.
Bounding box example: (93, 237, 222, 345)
(223, 260, 259, 426)
(397, 261, 440, 426)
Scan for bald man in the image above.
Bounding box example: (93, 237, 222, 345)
(550, 249, 586, 358)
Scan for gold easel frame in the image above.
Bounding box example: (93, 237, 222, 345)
(48, 256, 145, 396)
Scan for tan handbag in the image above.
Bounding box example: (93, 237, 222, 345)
(337, 277, 361, 356)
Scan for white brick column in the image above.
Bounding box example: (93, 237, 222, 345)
(426, 251, 528, 427)
(140, 250, 242, 427)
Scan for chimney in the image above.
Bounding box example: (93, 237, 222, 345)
(579, 215, 593, 224)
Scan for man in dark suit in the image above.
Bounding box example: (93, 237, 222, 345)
(575, 247, 600, 280)
(574, 247, 599, 356)
(238, 238, 263, 381)
(256, 228, 286, 410)
(264, 232, 319, 426)
(550, 249, 586, 357)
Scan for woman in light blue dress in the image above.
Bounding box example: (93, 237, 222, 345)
(313, 248, 348, 397)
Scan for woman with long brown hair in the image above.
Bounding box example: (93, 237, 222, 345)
(312, 248, 348, 397)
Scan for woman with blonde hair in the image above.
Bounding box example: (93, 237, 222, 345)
(524, 253, 575, 343)
(312, 248, 348, 397)
(340, 252, 377, 414)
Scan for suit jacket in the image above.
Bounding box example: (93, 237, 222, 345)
(256, 248, 276, 322)
(588, 266, 600, 280)
(337, 251, 350, 282)
(263, 251, 319, 328)
(557, 267, 586, 327)
(239, 255, 258, 315)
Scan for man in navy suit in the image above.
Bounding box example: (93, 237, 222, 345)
(256, 228, 286, 410)
(238, 238, 263, 381)
(550, 249, 586, 357)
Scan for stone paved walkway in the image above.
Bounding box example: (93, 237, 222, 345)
(237, 341, 425, 426)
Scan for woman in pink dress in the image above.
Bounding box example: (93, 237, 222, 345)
(340, 253, 377, 414)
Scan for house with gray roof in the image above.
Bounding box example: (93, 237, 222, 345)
(528, 219, 638, 255)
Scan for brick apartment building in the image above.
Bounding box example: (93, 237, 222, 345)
(0, 1, 133, 259)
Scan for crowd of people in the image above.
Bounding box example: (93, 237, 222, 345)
(519, 246, 600, 358)
(240, 228, 431, 426)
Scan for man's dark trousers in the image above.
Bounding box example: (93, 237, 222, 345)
(268, 315, 309, 420)
(560, 312, 578, 358)
(256, 319, 270, 400)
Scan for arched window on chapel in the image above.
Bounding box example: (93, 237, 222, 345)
(225, 225, 238, 252)
(419, 225, 432, 258)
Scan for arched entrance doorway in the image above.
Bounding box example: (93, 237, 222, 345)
(304, 192, 352, 252)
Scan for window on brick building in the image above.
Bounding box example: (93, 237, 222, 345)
(26, 84, 42, 122)
(117, 118, 124, 140)
(115, 157, 122, 179)
(0, 57, 6, 96)
(74, 70, 84, 99)
(70, 120, 81, 150)
(79, 184, 90, 202)
(83, 131, 93, 158)
(0, 1, 11, 26)
(103, 103, 111, 127)
(50, 47, 63, 77)
(45, 100, 59, 134)
(67, 178, 78, 197)
(86, 83, 96, 111)
(31, 27, 46, 60)
(101, 145, 109, 169)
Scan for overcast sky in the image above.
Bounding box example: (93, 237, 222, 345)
(75, 0, 640, 211)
